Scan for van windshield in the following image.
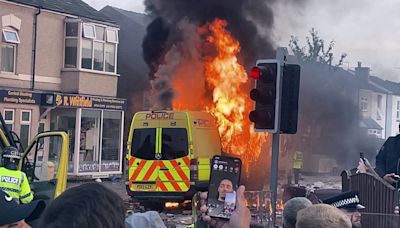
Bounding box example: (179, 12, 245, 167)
(131, 128, 156, 160)
(161, 128, 188, 160)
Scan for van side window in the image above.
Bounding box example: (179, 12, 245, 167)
(131, 128, 156, 160)
(161, 128, 188, 160)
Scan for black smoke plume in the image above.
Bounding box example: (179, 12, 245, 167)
(142, 0, 277, 79)
(142, 17, 170, 80)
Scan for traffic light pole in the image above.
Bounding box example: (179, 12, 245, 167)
(270, 132, 280, 226)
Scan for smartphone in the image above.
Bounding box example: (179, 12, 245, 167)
(360, 152, 365, 162)
(207, 155, 242, 219)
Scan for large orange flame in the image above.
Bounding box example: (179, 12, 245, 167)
(172, 18, 267, 170)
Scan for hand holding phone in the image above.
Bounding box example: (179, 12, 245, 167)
(207, 156, 242, 219)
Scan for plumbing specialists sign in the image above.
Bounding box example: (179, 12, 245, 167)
(0, 90, 41, 105)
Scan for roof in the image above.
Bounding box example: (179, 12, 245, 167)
(359, 117, 383, 130)
(103, 6, 151, 26)
(370, 76, 400, 96)
(357, 79, 389, 94)
(7, 0, 115, 25)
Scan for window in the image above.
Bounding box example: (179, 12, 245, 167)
(93, 42, 104, 71)
(105, 44, 115, 73)
(397, 101, 400, 121)
(66, 23, 78, 37)
(3, 109, 14, 131)
(64, 39, 77, 68)
(360, 97, 368, 112)
(1, 44, 15, 72)
(161, 128, 188, 160)
(20, 110, 31, 149)
(377, 95, 382, 109)
(131, 128, 156, 160)
(101, 111, 122, 171)
(64, 22, 78, 68)
(2, 30, 20, 44)
(95, 26, 105, 41)
(83, 24, 95, 39)
(106, 29, 118, 43)
(63, 23, 118, 73)
(81, 39, 93, 69)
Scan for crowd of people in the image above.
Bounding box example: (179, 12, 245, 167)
(0, 178, 365, 228)
(2, 122, 400, 228)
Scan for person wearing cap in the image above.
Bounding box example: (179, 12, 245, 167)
(0, 190, 45, 228)
(0, 146, 33, 203)
(323, 191, 364, 228)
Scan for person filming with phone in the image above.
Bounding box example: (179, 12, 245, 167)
(375, 123, 400, 187)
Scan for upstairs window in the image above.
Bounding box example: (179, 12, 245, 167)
(80, 23, 118, 73)
(360, 97, 368, 112)
(106, 29, 118, 43)
(64, 22, 118, 73)
(64, 22, 78, 68)
(0, 44, 15, 72)
(2, 30, 20, 44)
(83, 24, 95, 39)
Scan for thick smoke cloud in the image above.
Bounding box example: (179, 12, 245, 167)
(142, 0, 277, 79)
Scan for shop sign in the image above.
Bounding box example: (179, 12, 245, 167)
(54, 93, 126, 111)
(0, 90, 41, 105)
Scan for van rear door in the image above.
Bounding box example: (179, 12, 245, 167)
(128, 113, 161, 192)
(158, 120, 190, 192)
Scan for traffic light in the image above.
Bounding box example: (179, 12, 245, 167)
(280, 64, 300, 134)
(249, 60, 281, 133)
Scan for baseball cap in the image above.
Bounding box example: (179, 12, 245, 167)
(0, 190, 45, 226)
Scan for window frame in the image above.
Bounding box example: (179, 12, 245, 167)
(0, 43, 16, 73)
(20, 110, 31, 149)
(106, 29, 118, 44)
(397, 100, 400, 121)
(82, 24, 96, 39)
(360, 97, 368, 112)
(63, 22, 118, 74)
(2, 29, 20, 44)
(93, 40, 105, 71)
(3, 109, 15, 131)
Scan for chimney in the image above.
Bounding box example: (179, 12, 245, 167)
(355, 61, 370, 82)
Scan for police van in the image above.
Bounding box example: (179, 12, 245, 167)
(126, 110, 222, 200)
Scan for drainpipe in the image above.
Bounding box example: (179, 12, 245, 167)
(31, 8, 41, 90)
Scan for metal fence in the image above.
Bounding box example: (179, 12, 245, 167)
(346, 172, 400, 228)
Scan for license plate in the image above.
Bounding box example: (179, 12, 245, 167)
(132, 184, 156, 191)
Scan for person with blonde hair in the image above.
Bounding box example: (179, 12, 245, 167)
(296, 204, 352, 228)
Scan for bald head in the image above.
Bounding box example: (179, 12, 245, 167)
(283, 197, 313, 228)
(296, 204, 352, 228)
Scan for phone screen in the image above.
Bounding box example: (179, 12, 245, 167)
(207, 156, 242, 219)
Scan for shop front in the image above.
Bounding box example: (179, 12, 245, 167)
(46, 93, 126, 178)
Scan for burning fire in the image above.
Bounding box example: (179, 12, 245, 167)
(172, 18, 267, 170)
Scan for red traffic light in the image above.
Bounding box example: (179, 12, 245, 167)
(250, 67, 261, 80)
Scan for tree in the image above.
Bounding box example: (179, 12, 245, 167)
(289, 28, 347, 70)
